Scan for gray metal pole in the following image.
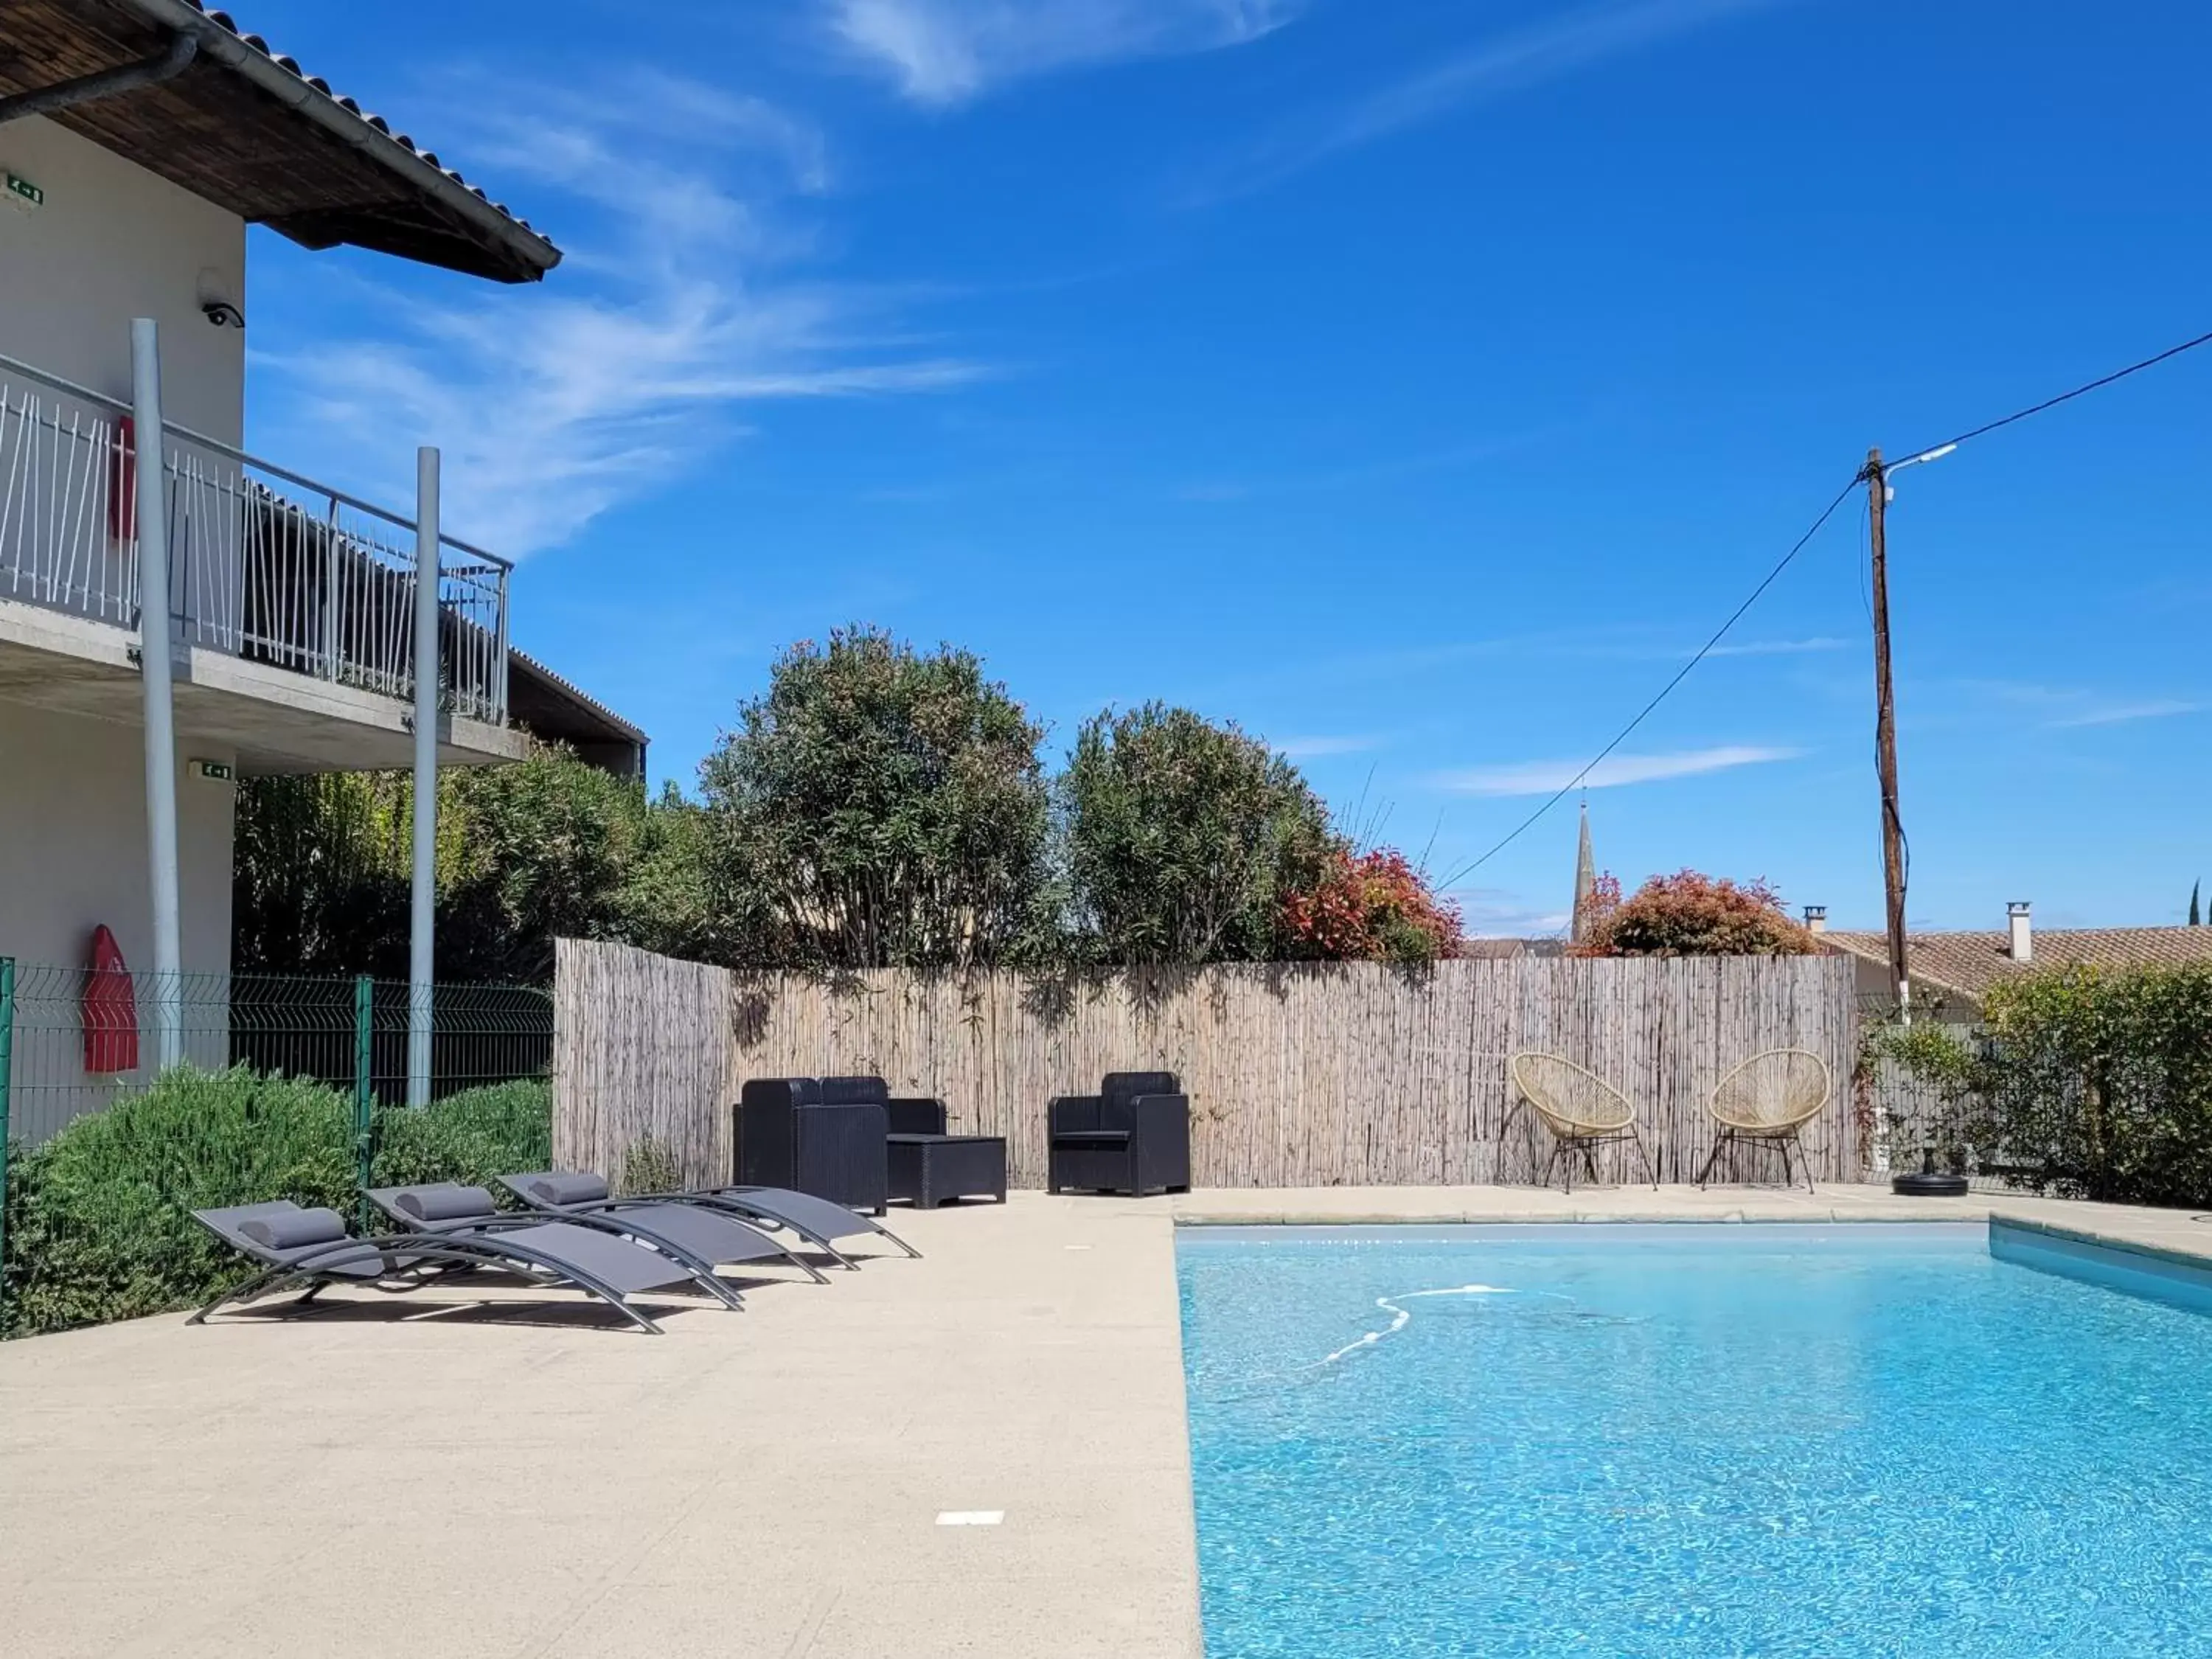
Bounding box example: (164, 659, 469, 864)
(131, 319, 183, 1070)
(407, 445, 440, 1106)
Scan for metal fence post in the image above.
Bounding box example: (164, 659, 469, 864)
(0, 957, 15, 1334)
(353, 973, 374, 1230)
(407, 446, 439, 1107)
(131, 320, 183, 1069)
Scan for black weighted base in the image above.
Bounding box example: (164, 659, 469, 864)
(1892, 1170, 1969, 1197)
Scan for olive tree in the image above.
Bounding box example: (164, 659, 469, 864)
(1062, 703, 1332, 964)
(698, 626, 1051, 970)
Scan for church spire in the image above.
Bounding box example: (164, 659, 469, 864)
(1571, 800, 1597, 942)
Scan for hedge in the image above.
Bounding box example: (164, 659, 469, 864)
(1965, 964, 2212, 1208)
(1, 1068, 552, 1338)
(1880, 963, 2212, 1209)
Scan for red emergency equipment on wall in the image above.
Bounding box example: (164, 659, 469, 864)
(108, 416, 136, 542)
(83, 925, 139, 1076)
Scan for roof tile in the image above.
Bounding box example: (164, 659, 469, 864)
(1826, 927, 2212, 1001)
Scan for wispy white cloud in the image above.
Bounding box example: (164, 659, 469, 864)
(1703, 636, 1851, 658)
(825, 0, 1300, 106)
(1962, 681, 2203, 731)
(254, 72, 987, 556)
(1191, 0, 1792, 200)
(2051, 699, 2202, 728)
(1275, 734, 1385, 759)
(1436, 743, 1802, 796)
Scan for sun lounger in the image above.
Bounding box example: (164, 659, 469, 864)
(504, 1169, 915, 1269)
(365, 1183, 748, 1311)
(681, 1181, 921, 1267)
(188, 1200, 697, 1334)
(497, 1172, 829, 1284)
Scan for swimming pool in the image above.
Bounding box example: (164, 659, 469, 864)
(1177, 1223, 2212, 1658)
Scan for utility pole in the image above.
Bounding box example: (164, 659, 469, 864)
(1865, 447, 1911, 1026)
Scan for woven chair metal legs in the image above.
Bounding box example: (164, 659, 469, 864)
(1541, 1124, 1658, 1194)
(1695, 1126, 1815, 1194)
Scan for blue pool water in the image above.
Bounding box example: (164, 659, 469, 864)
(1178, 1224, 2212, 1658)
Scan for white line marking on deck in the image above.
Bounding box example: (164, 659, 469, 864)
(935, 1510, 1005, 1526)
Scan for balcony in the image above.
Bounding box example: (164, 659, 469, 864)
(0, 352, 518, 771)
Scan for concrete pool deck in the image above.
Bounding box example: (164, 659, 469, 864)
(7, 1183, 2212, 1658)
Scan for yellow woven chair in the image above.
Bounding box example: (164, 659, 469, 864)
(1504, 1052, 1658, 1192)
(1696, 1048, 1832, 1193)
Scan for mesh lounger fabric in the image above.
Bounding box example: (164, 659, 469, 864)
(500, 1172, 806, 1269)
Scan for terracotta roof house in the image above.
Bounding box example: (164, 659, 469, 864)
(1818, 903, 2212, 1016)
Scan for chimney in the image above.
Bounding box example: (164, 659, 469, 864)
(1802, 905, 1828, 935)
(2008, 902, 2032, 964)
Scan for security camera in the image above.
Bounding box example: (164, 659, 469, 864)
(201, 300, 245, 330)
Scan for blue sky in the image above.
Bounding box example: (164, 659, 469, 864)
(234, 1, 2212, 936)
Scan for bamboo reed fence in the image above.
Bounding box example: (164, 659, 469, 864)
(555, 941, 1863, 1190)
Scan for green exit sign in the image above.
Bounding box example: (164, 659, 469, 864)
(5, 173, 42, 209)
(189, 759, 234, 783)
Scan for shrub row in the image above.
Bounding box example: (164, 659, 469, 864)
(1, 1068, 551, 1338)
(1882, 963, 2212, 1208)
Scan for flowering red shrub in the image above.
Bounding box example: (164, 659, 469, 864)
(1576, 869, 1816, 957)
(1281, 847, 1464, 964)
(1573, 870, 1622, 942)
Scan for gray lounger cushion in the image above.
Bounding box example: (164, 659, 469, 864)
(240, 1208, 349, 1251)
(518, 1172, 611, 1206)
(398, 1185, 500, 1223)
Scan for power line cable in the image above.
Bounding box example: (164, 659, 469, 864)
(1439, 321, 2212, 895)
(1435, 474, 1862, 890)
(1898, 324, 2212, 461)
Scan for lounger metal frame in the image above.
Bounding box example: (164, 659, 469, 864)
(364, 1186, 749, 1312)
(494, 1175, 835, 1284)
(189, 1208, 675, 1334)
(678, 1185, 922, 1267)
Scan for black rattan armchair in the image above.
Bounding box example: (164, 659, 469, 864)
(1048, 1071, 1192, 1197)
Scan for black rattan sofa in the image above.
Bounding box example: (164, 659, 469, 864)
(1047, 1071, 1192, 1197)
(735, 1077, 890, 1214)
(736, 1075, 970, 1214)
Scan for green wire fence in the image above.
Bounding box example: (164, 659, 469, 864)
(0, 958, 554, 1326)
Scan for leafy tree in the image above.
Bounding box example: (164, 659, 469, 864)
(1279, 846, 1465, 965)
(232, 770, 411, 977)
(234, 746, 701, 982)
(436, 751, 674, 982)
(1063, 703, 1332, 964)
(698, 626, 1051, 970)
(1576, 870, 1818, 957)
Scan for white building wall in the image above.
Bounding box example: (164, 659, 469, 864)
(0, 114, 245, 441)
(0, 698, 235, 1141)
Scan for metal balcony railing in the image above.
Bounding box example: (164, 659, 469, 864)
(0, 353, 509, 725)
